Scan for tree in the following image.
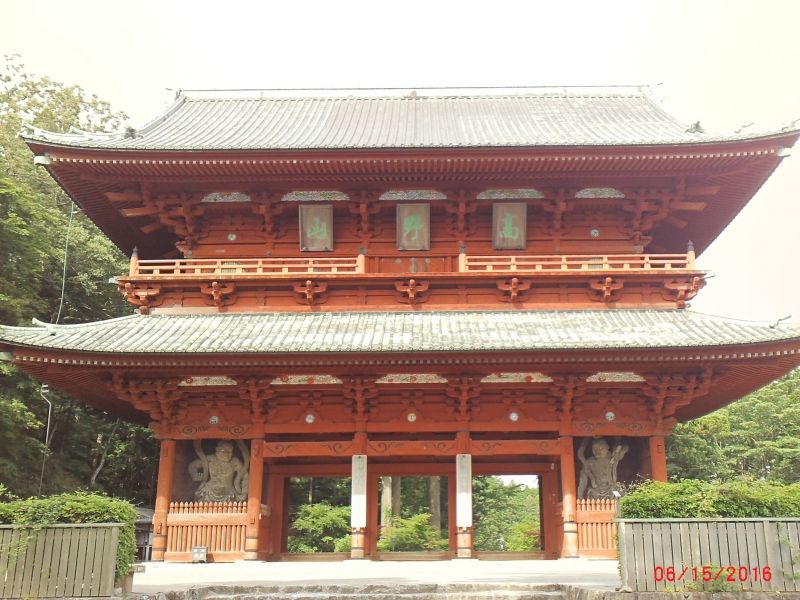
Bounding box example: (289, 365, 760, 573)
(472, 476, 540, 552)
(668, 369, 800, 483)
(0, 55, 157, 504)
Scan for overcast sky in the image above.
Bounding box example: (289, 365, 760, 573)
(4, 0, 800, 323)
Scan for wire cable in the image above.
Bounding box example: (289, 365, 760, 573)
(54, 202, 77, 324)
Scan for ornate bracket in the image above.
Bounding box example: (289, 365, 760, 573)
(293, 280, 328, 305)
(342, 377, 379, 423)
(348, 192, 381, 242)
(444, 191, 478, 239)
(662, 276, 703, 308)
(547, 375, 586, 426)
(201, 281, 237, 309)
(643, 367, 714, 430)
(109, 375, 182, 424)
(542, 189, 569, 234)
(589, 277, 624, 303)
(445, 375, 482, 421)
(251, 192, 286, 241)
(237, 377, 274, 422)
(120, 282, 162, 314)
(108, 185, 207, 256)
(394, 279, 429, 305)
(496, 277, 532, 303)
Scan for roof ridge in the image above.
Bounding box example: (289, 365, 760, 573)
(179, 89, 651, 103)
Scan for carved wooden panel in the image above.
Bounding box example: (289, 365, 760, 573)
(299, 205, 333, 251)
(396, 203, 430, 250)
(492, 203, 527, 249)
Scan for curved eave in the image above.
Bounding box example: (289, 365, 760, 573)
(6, 336, 800, 425)
(23, 132, 800, 260)
(21, 127, 800, 152)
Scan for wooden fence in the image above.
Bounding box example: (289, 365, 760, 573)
(0, 523, 121, 599)
(576, 499, 617, 558)
(165, 501, 247, 562)
(618, 518, 800, 591)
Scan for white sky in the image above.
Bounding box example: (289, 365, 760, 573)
(4, 0, 800, 323)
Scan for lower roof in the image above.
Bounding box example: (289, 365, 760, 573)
(2, 309, 799, 355)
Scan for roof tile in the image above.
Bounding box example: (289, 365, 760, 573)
(22, 90, 779, 151)
(2, 310, 799, 355)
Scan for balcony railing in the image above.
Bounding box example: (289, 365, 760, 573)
(131, 255, 365, 276)
(460, 253, 695, 272)
(127, 252, 695, 278)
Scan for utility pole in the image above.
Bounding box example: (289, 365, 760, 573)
(38, 384, 53, 495)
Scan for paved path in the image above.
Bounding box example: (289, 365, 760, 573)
(132, 559, 620, 594)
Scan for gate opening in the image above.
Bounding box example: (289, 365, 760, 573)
(473, 474, 543, 559)
(376, 475, 451, 559)
(284, 476, 352, 559)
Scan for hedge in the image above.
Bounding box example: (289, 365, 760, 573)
(0, 492, 137, 581)
(620, 479, 800, 519)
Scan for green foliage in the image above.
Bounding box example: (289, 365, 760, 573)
(0, 55, 158, 505)
(378, 513, 448, 551)
(620, 479, 800, 518)
(286, 502, 351, 553)
(668, 369, 800, 483)
(0, 492, 137, 581)
(473, 476, 540, 551)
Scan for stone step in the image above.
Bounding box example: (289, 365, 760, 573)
(133, 583, 565, 600)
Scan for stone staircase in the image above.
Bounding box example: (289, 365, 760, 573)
(130, 582, 568, 600)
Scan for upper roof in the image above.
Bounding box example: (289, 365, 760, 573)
(3, 309, 799, 355)
(22, 87, 798, 151)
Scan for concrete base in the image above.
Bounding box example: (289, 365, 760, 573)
(131, 559, 619, 595)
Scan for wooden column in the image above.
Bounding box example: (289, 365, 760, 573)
(265, 470, 285, 560)
(244, 438, 265, 560)
(350, 454, 368, 558)
(455, 453, 473, 558)
(540, 469, 560, 559)
(559, 436, 579, 558)
(649, 435, 668, 482)
(151, 439, 176, 561)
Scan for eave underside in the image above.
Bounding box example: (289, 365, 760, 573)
(27, 139, 795, 259)
(8, 342, 800, 426)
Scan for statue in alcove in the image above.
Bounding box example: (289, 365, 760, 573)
(188, 440, 250, 502)
(577, 437, 628, 499)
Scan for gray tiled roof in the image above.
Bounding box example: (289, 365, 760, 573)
(22, 89, 786, 151)
(2, 310, 799, 355)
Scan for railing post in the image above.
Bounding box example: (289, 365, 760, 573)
(687, 240, 696, 269)
(129, 247, 139, 277)
(356, 253, 366, 274)
(458, 251, 467, 272)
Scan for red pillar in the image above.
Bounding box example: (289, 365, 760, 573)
(649, 435, 668, 482)
(559, 435, 579, 558)
(244, 438, 265, 560)
(265, 470, 285, 560)
(151, 439, 176, 561)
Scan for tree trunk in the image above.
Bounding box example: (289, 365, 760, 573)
(89, 419, 120, 486)
(429, 476, 441, 533)
(380, 476, 393, 528)
(391, 476, 401, 517)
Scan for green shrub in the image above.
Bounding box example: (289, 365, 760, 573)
(378, 513, 448, 551)
(621, 479, 800, 518)
(286, 502, 351, 553)
(0, 492, 137, 581)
